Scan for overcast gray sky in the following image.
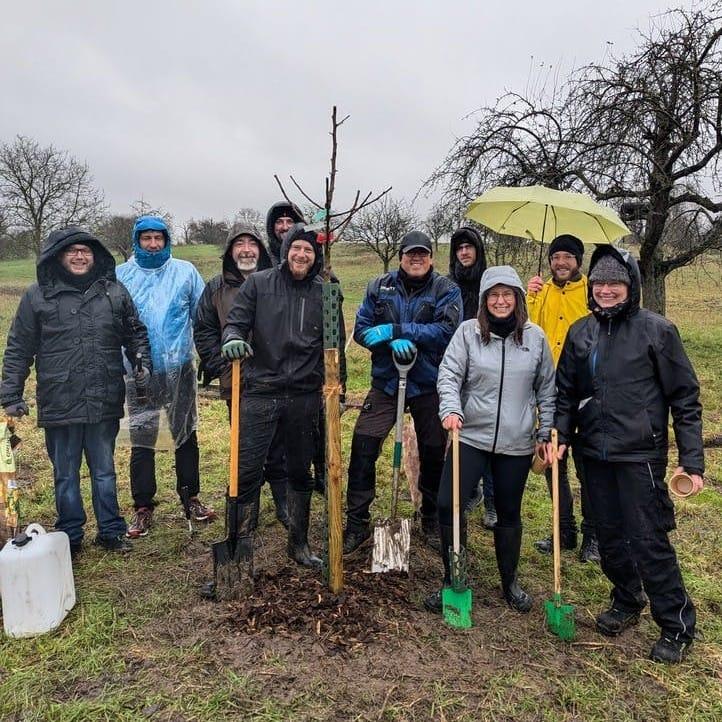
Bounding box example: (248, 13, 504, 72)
(2, 0, 687, 227)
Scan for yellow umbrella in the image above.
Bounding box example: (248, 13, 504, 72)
(465, 185, 630, 270)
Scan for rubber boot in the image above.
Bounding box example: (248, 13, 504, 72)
(269, 479, 289, 529)
(494, 525, 533, 613)
(424, 523, 453, 613)
(287, 489, 322, 569)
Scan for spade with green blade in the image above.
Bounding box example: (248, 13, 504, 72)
(442, 428, 472, 629)
(544, 428, 575, 640)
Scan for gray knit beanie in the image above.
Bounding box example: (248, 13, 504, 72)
(589, 254, 630, 286)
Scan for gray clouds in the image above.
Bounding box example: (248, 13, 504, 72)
(1, 0, 684, 223)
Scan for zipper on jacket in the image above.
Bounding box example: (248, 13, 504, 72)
(491, 337, 506, 454)
(299, 298, 306, 332)
(601, 317, 613, 460)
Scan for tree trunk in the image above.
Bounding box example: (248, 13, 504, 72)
(640, 260, 666, 315)
(383, 257, 390, 272)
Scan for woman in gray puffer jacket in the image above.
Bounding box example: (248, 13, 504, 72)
(425, 266, 556, 614)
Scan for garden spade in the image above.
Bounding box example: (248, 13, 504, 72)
(211, 360, 253, 600)
(544, 428, 575, 640)
(371, 350, 416, 573)
(442, 428, 472, 628)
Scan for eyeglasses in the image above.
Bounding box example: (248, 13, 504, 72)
(592, 281, 626, 291)
(64, 247, 93, 258)
(487, 290, 515, 302)
(550, 253, 577, 263)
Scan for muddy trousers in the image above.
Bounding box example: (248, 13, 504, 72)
(583, 458, 696, 642)
(130, 432, 199, 510)
(345, 388, 445, 530)
(237, 392, 320, 505)
(543, 449, 595, 536)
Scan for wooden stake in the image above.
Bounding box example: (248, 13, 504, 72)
(324, 348, 343, 593)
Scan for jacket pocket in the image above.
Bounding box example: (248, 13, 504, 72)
(36, 368, 72, 417)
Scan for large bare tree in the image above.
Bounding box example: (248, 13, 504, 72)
(0, 135, 106, 255)
(428, 3, 722, 314)
(96, 214, 135, 260)
(350, 196, 418, 272)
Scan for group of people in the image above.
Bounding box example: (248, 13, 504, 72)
(0, 203, 704, 665)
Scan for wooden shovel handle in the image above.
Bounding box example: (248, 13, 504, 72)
(452, 428, 460, 555)
(229, 360, 242, 499)
(551, 429, 561, 597)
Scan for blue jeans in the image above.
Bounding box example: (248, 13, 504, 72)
(44, 420, 127, 544)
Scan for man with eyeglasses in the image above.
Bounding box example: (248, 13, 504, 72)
(343, 231, 462, 555)
(0, 228, 151, 556)
(527, 234, 600, 563)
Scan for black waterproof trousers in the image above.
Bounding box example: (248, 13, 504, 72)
(237, 392, 320, 504)
(583, 458, 696, 642)
(346, 388, 445, 529)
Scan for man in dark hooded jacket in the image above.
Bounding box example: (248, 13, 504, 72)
(0, 228, 151, 555)
(221, 224, 346, 569)
(447, 226, 495, 528)
(194, 222, 289, 527)
(265, 200, 305, 268)
(555, 244, 703, 664)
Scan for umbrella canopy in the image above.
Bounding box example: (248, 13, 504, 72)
(465, 185, 630, 244)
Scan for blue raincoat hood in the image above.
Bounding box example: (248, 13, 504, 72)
(132, 216, 172, 269)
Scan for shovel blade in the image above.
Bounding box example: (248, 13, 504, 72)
(544, 595, 576, 640)
(371, 518, 411, 573)
(442, 586, 473, 629)
(211, 535, 253, 601)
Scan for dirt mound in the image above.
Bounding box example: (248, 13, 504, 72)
(221, 556, 417, 654)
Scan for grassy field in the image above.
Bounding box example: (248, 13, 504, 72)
(0, 243, 720, 721)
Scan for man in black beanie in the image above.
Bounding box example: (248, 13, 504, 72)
(527, 234, 599, 563)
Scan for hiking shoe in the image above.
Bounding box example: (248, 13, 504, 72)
(579, 535, 601, 564)
(534, 531, 577, 555)
(596, 606, 641, 637)
(94, 534, 133, 553)
(649, 634, 693, 664)
(188, 497, 218, 523)
(343, 525, 371, 555)
(126, 507, 153, 538)
(424, 588, 443, 614)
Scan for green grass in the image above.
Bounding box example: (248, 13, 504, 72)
(0, 244, 720, 721)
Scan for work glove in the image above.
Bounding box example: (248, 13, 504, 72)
(361, 324, 394, 348)
(4, 401, 29, 417)
(222, 339, 253, 360)
(390, 338, 417, 363)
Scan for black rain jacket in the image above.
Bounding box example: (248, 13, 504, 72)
(555, 244, 704, 473)
(0, 228, 151, 427)
(265, 201, 305, 267)
(194, 223, 272, 399)
(222, 224, 346, 397)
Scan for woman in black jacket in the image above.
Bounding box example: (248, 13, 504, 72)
(555, 244, 703, 664)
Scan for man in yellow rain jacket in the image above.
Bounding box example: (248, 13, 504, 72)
(527, 234, 599, 563)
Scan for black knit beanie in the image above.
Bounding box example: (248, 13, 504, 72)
(548, 235, 584, 265)
(589, 254, 631, 286)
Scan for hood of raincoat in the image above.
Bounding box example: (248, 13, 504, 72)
(280, 223, 324, 281)
(587, 244, 641, 320)
(448, 227, 486, 277)
(479, 265, 526, 300)
(132, 216, 172, 269)
(222, 222, 272, 282)
(37, 227, 116, 289)
(265, 201, 305, 263)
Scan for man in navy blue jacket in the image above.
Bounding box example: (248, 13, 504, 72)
(343, 231, 462, 554)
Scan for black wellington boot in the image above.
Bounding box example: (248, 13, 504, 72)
(287, 489, 322, 569)
(424, 523, 454, 613)
(494, 525, 533, 613)
(269, 479, 289, 529)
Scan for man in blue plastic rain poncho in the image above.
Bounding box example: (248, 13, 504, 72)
(117, 216, 216, 538)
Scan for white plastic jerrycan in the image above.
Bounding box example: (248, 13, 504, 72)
(0, 523, 76, 638)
